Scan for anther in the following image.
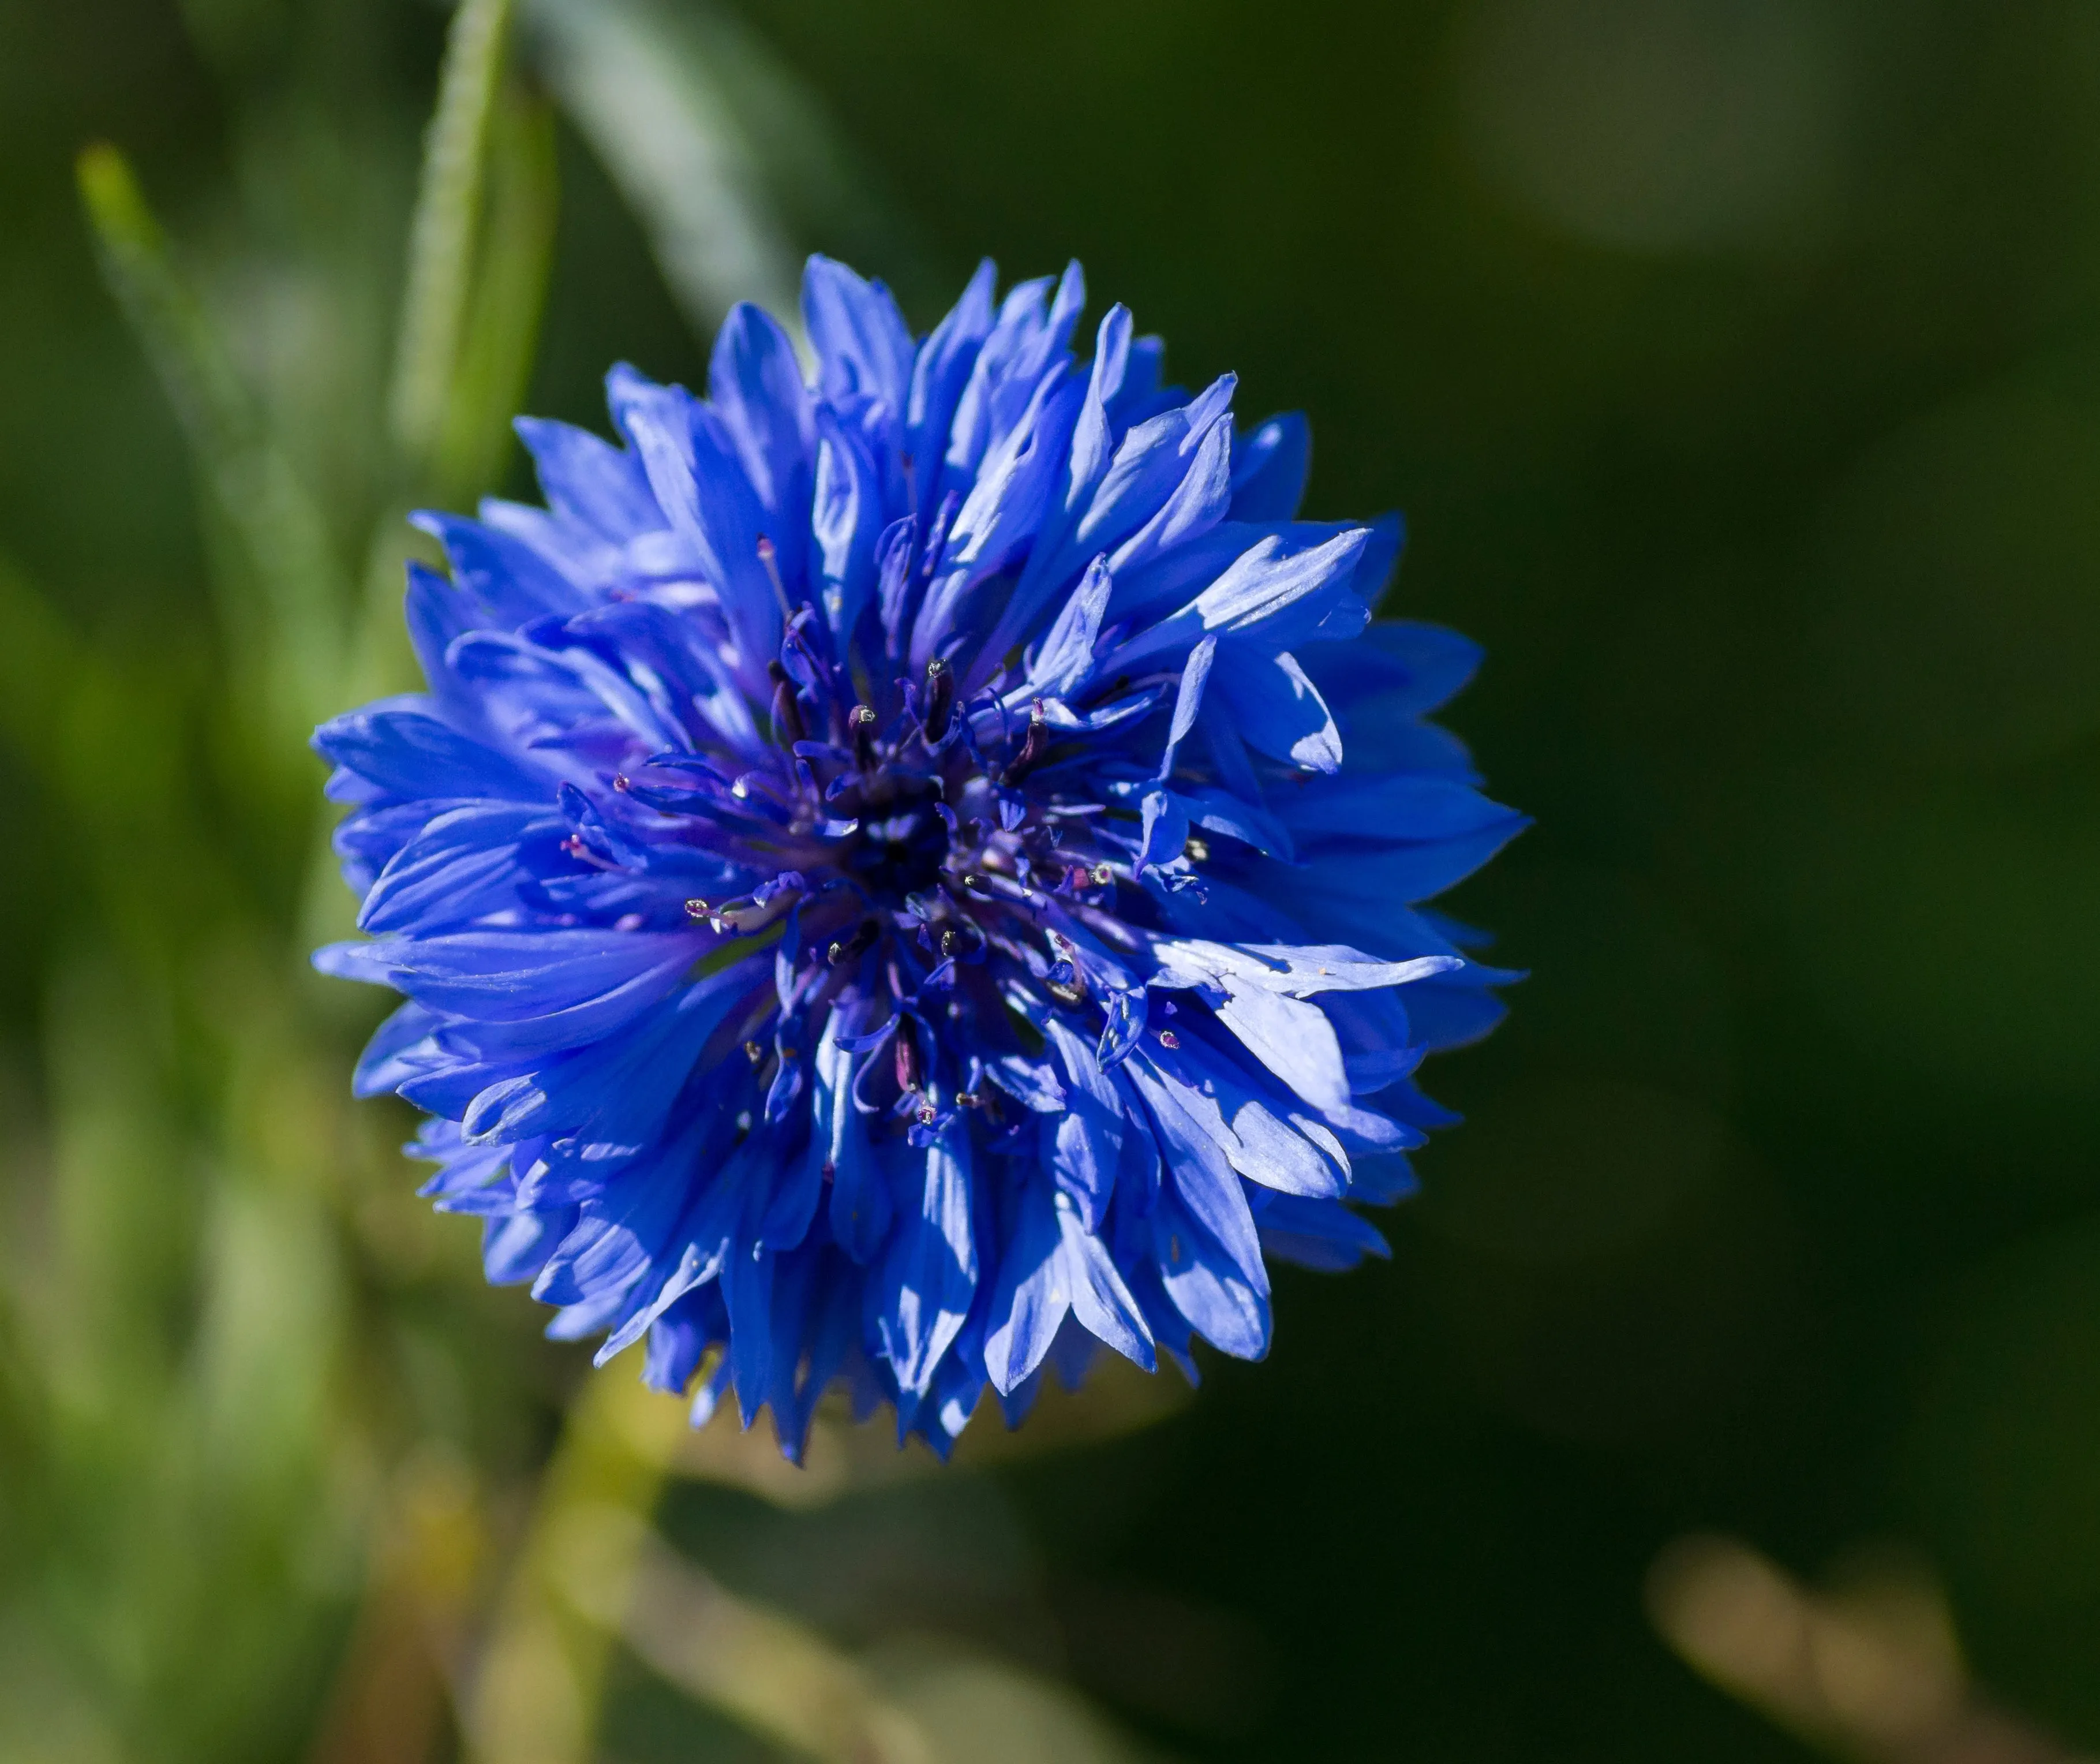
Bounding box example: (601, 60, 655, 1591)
(684, 898, 711, 920)
(894, 1017, 924, 1093)
(955, 1091, 979, 1108)
(923, 656, 954, 743)
(1184, 836, 1210, 863)
(916, 1104, 938, 1126)
(770, 672, 806, 746)
(612, 773, 631, 791)
(827, 918, 880, 967)
(1005, 700, 1049, 780)
(850, 702, 878, 772)
(1091, 863, 1114, 886)
(743, 1039, 765, 1065)
(1157, 1029, 1181, 1049)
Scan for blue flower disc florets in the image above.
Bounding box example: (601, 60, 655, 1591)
(315, 256, 1526, 1459)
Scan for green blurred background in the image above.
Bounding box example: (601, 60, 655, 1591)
(6, 1, 2100, 1759)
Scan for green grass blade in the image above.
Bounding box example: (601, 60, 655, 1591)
(431, 83, 560, 508)
(522, 0, 804, 334)
(390, 0, 518, 477)
(76, 144, 348, 739)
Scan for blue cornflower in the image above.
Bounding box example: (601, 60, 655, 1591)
(316, 256, 1525, 1458)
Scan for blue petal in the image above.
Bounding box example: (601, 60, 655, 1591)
(1023, 555, 1113, 700)
(982, 1176, 1065, 1396)
(1157, 634, 1217, 781)
(1136, 788, 1190, 880)
(905, 258, 997, 532)
(531, 1159, 690, 1308)
(313, 705, 544, 804)
(1256, 1194, 1390, 1272)
(815, 1021, 890, 1262)
(871, 1129, 979, 1402)
(723, 1239, 776, 1427)
(1041, 1017, 1125, 1229)
(1107, 407, 1233, 583)
(802, 255, 915, 416)
(810, 405, 885, 642)
(1150, 1186, 1270, 1360)
(1073, 375, 1236, 567)
(355, 1000, 446, 1097)
(411, 511, 592, 628)
(514, 414, 661, 541)
(483, 1207, 575, 1286)
(1109, 527, 1369, 672)
(1279, 775, 1520, 842)
(706, 302, 814, 585)
(1122, 1053, 1267, 1296)
(607, 365, 781, 690)
(1211, 647, 1342, 773)
(1204, 982, 1353, 1118)
(1096, 984, 1150, 1070)
(359, 803, 566, 935)
(353, 927, 701, 1029)
(1229, 413, 1310, 521)
(1298, 618, 1482, 717)
(1055, 1191, 1155, 1372)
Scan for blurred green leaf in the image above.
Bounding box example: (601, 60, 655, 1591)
(432, 82, 561, 508)
(390, 0, 518, 477)
(76, 143, 349, 747)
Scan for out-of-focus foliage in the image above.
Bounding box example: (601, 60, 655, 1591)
(5, 1, 2100, 1762)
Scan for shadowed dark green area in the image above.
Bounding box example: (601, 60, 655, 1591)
(6, 1, 2100, 1759)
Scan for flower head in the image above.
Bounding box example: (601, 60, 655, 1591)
(316, 256, 1525, 1457)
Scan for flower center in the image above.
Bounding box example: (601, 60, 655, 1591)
(844, 780, 951, 904)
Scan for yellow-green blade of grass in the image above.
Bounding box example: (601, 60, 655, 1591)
(390, 0, 518, 478)
(430, 81, 560, 510)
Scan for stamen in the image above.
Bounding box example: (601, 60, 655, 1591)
(850, 702, 878, 772)
(755, 535, 794, 619)
(709, 885, 802, 935)
(923, 656, 954, 742)
(768, 659, 807, 746)
(827, 918, 881, 967)
(1157, 1029, 1181, 1050)
(1047, 974, 1089, 1008)
(1004, 700, 1049, 781)
(743, 1040, 765, 1066)
(894, 1016, 924, 1093)
(683, 899, 710, 920)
